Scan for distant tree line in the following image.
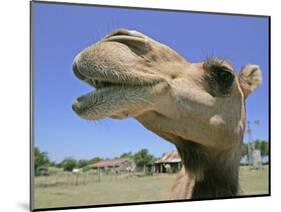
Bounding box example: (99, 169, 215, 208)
(35, 139, 269, 176)
(34, 147, 157, 175)
(120, 149, 156, 172)
(35, 139, 268, 176)
(241, 139, 269, 157)
(34, 147, 50, 176)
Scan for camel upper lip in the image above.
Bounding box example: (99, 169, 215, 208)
(72, 58, 162, 90)
(73, 62, 159, 90)
(82, 78, 131, 90)
(72, 59, 133, 90)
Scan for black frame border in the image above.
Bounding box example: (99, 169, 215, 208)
(30, 1, 271, 211)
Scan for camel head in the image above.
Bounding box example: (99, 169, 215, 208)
(72, 29, 262, 152)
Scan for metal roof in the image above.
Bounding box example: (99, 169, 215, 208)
(155, 151, 181, 163)
(89, 158, 132, 168)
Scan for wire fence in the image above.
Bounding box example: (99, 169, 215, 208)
(35, 170, 137, 188)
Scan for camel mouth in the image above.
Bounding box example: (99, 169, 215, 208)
(72, 60, 162, 120)
(71, 29, 166, 120)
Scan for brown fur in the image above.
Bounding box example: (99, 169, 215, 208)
(174, 140, 241, 199)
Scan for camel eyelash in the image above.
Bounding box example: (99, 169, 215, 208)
(202, 57, 235, 97)
(203, 57, 233, 72)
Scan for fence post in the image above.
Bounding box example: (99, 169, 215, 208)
(98, 168, 101, 182)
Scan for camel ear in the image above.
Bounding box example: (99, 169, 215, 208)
(239, 64, 262, 98)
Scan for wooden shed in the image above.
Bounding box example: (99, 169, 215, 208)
(154, 151, 182, 173)
(88, 158, 135, 174)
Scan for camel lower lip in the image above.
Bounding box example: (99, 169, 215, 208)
(72, 87, 110, 116)
(72, 83, 158, 120)
(72, 79, 159, 115)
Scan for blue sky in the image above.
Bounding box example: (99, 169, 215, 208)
(33, 2, 269, 162)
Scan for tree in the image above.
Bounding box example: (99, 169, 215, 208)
(253, 139, 269, 156)
(258, 140, 268, 156)
(48, 161, 57, 167)
(34, 147, 50, 176)
(88, 157, 102, 165)
(120, 152, 133, 159)
(241, 143, 248, 157)
(77, 159, 88, 168)
(254, 139, 262, 151)
(133, 149, 155, 172)
(261, 141, 269, 156)
(61, 157, 77, 172)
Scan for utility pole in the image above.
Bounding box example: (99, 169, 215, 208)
(253, 120, 262, 169)
(247, 120, 262, 169)
(247, 121, 254, 166)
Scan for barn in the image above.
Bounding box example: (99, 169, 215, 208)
(154, 151, 182, 173)
(88, 158, 135, 174)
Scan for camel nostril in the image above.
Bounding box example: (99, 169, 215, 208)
(105, 29, 146, 40)
(105, 29, 131, 39)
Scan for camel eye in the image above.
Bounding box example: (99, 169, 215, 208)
(211, 66, 234, 85)
(214, 69, 234, 83)
(203, 59, 235, 97)
(204, 65, 235, 97)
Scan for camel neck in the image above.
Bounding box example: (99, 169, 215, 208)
(175, 141, 241, 199)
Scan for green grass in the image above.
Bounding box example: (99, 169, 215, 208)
(34, 166, 269, 209)
(239, 166, 269, 195)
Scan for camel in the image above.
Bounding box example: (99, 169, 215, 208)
(72, 29, 262, 199)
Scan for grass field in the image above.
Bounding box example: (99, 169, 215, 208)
(34, 166, 269, 209)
